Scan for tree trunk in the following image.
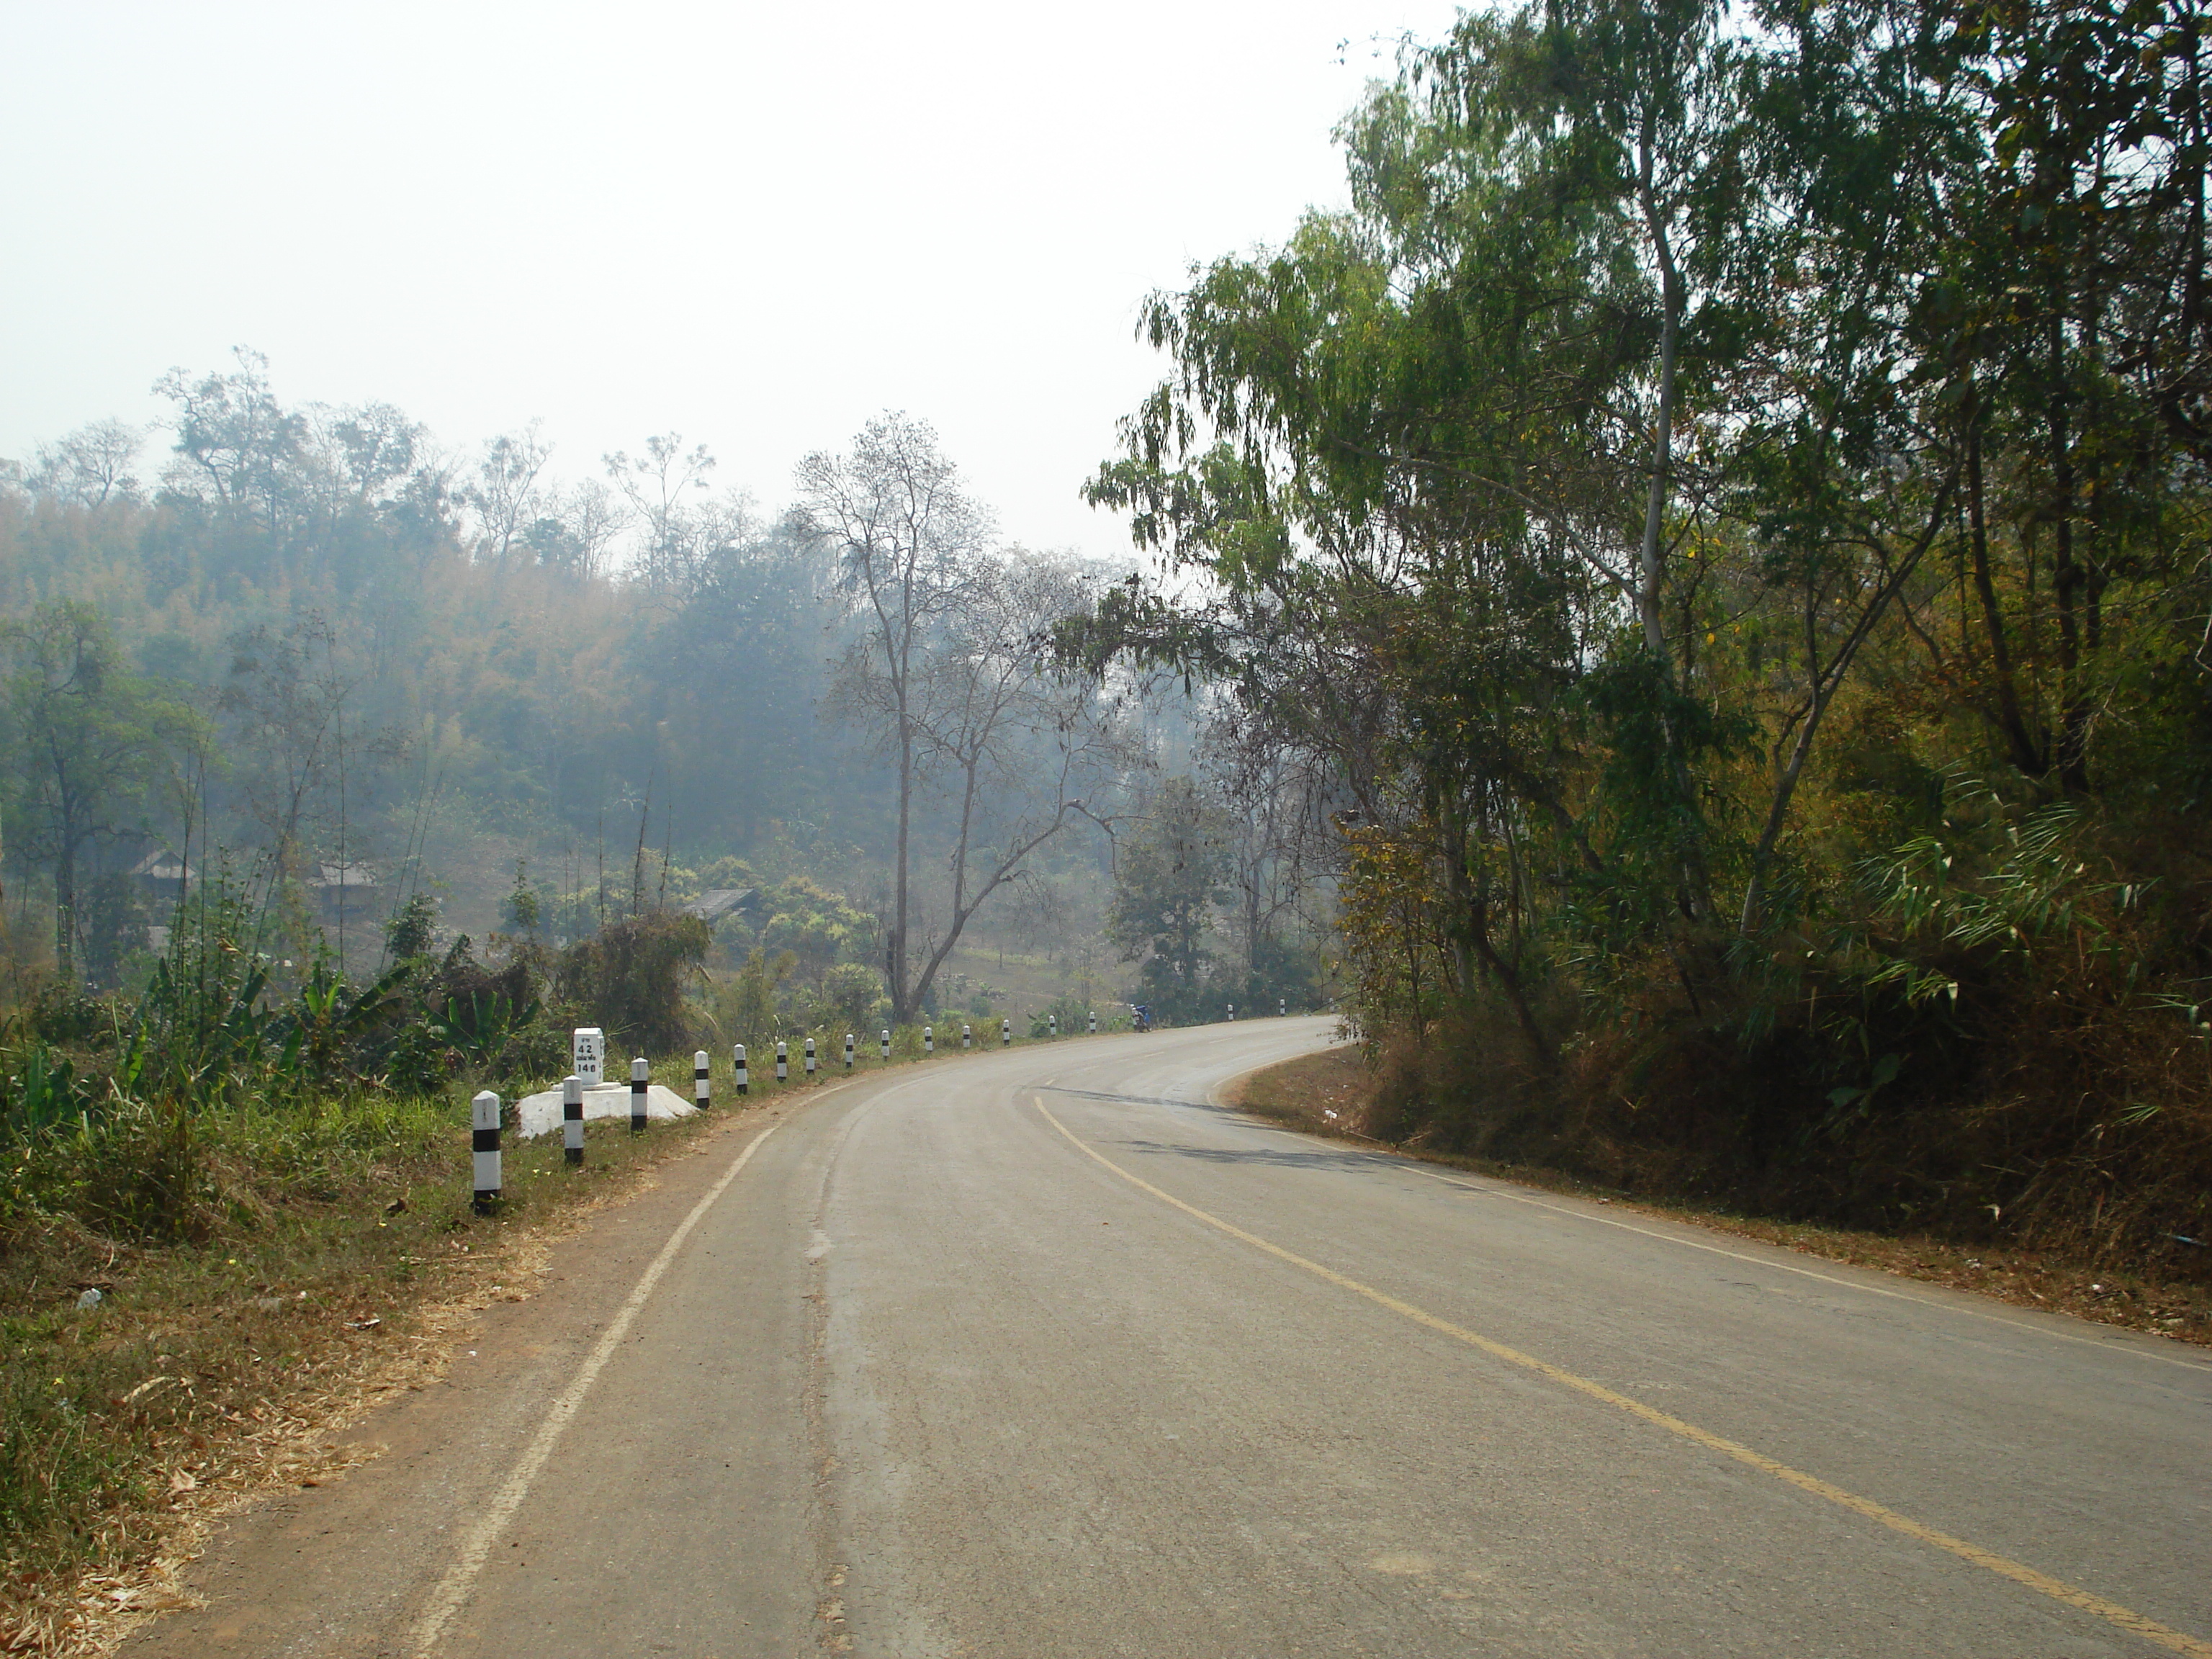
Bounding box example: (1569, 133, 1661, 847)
(1637, 128, 1710, 923)
(1636, 137, 1683, 675)
(891, 693, 912, 1025)
(2049, 321, 2090, 792)
(54, 832, 77, 986)
(1965, 419, 2044, 773)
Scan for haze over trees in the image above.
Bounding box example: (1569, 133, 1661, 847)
(800, 415, 1147, 1025)
(0, 345, 1333, 1052)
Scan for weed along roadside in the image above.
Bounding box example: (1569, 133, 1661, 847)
(0, 1016, 1071, 1655)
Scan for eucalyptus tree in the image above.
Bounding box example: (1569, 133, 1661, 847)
(216, 611, 406, 964)
(1924, 0, 2212, 793)
(1107, 775, 1233, 1017)
(1716, 0, 1984, 927)
(1081, 0, 1730, 1025)
(1195, 700, 1334, 1005)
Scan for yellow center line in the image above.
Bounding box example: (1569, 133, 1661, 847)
(1033, 1096, 2211, 1659)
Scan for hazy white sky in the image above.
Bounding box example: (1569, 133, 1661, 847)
(0, 0, 1463, 558)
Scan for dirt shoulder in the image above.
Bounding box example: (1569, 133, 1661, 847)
(1224, 1046, 2212, 1349)
(1, 1069, 860, 1659)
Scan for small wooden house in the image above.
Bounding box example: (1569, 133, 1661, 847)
(127, 847, 193, 907)
(305, 860, 380, 925)
(680, 887, 758, 925)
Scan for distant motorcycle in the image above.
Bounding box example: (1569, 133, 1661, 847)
(1130, 1004, 1151, 1033)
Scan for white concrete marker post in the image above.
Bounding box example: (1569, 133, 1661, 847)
(1280, 998, 1287, 1017)
(925, 1026, 933, 1054)
(734, 1044, 749, 1097)
(845, 1033, 855, 1071)
(1050, 1013, 1058, 1038)
(963, 1024, 972, 1050)
(471, 1090, 502, 1214)
(1089, 1011, 1097, 1034)
(562, 1074, 584, 1166)
(805, 1037, 817, 1079)
(572, 1027, 605, 1087)
(694, 1050, 711, 1111)
(630, 1057, 649, 1133)
(1228, 1003, 1236, 1022)
(880, 1028, 891, 1061)
(775, 1040, 788, 1083)
(1002, 1018, 1011, 1047)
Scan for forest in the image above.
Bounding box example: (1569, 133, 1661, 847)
(0, 0, 2204, 1331)
(2, 0, 2209, 1611)
(1069, 0, 2212, 1265)
(0, 367, 1329, 1010)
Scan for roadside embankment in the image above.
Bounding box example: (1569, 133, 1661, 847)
(0, 1032, 1050, 1658)
(1223, 1048, 2212, 1350)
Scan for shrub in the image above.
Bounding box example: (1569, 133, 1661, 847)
(554, 911, 711, 1054)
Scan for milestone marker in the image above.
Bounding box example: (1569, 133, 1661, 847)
(572, 1027, 605, 1087)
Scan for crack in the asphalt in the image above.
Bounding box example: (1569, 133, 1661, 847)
(1038, 1087, 1213, 1110)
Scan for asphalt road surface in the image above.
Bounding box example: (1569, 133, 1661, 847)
(126, 1017, 2211, 1658)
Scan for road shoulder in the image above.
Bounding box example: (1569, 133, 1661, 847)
(1220, 1046, 2212, 1352)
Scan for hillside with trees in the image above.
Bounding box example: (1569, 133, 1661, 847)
(0, 356, 1333, 1048)
(1070, 0, 2212, 1264)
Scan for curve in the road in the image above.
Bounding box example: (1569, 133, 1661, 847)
(1034, 1094, 2212, 1659)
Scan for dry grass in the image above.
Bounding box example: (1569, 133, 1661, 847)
(1223, 1049, 2212, 1348)
(0, 1035, 1006, 1658)
(0, 1099, 737, 1658)
(1227, 1046, 1377, 1140)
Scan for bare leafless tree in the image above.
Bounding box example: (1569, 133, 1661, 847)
(804, 415, 1136, 1021)
(896, 554, 1141, 1017)
(27, 419, 148, 506)
(801, 413, 992, 1021)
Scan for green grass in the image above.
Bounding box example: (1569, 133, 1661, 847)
(0, 1021, 1104, 1624)
(0, 1082, 724, 1592)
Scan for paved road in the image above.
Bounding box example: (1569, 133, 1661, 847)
(129, 1019, 2211, 1658)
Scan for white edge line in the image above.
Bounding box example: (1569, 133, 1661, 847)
(410, 1116, 784, 1655)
